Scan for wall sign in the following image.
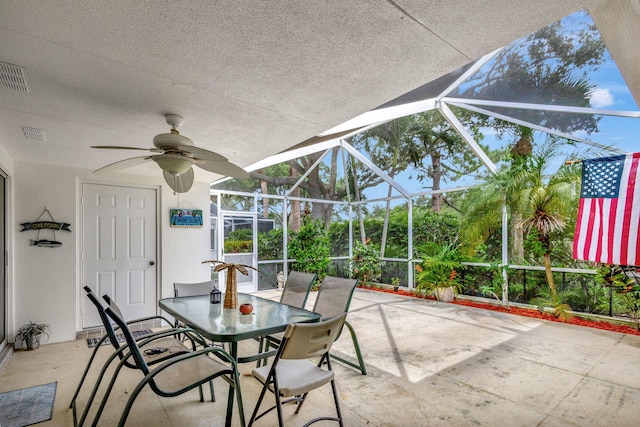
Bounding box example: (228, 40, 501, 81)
(21, 207, 71, 248)
(170, 209, 203, 227)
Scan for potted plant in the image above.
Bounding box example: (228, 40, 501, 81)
(415, 244, 465, 302)
(391, 277, 400, 292)
(15, 321, 50, 350)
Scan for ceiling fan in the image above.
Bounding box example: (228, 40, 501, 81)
(92, 114, 249, 193)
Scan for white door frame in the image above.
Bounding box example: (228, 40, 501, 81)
(77, 179, 161, 331)
(218, 210, 258, 293)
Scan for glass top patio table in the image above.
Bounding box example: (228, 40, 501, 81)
(159, 293, 321, 363)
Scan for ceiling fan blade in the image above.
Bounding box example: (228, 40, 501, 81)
(163, 168, 194, 193)
(93, 156, 152, 174)
(175, 145, 228, 162)
(195, 159, 250, 179)
(92, 145, 162, 153)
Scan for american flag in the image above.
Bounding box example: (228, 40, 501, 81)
(573, 152, 640, 266)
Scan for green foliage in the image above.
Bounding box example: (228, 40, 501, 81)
(413, 209, 461, 256)
(224, 240, 252, 253)
(224, 228, 253, 253)
(327, 221, 350, 256)
(228, 228, 252, 241)
(415, 244, 466, 295)
(257, 227, 284, 260)
(530, 288, 574, 322)
(15, 321, 50, 350)
(288, 218, 331, 279)
(596, 264, 640, 330)
(348, 240, 385, 284)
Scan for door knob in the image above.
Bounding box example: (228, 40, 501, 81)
(149, 261, 155, 266)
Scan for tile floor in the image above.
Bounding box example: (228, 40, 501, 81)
(2, 289, 640, 426)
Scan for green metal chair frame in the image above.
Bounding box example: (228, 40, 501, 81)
(248, 314, 346, 427)
(69, 286, 215, 426)
(94, 304, 245, 427)
(71, 286, 210, 426)
(311, 275, 367, 375)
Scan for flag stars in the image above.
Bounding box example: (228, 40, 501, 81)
(581, 156, 624, 199)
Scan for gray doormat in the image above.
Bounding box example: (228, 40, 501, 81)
(86, 329, 153, 348)
(0, 382, 56, 427)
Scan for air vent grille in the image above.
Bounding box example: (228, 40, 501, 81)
(22, 127, 47, 142)
(0, 61, 30, 93)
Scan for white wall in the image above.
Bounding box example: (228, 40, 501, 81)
(13, 161, 212, 344)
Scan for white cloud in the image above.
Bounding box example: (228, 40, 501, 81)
(589, 88, 614, 108)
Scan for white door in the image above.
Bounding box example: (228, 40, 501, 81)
(82, 183, 157, 328)
(220, 213, 257, 293)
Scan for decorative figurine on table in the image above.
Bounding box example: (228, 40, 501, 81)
(202, 260, 258, 309)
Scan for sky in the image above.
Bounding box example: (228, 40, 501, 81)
(354, 8, 640, 205)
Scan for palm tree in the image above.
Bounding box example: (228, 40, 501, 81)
(202, 260, 258, 309)
(460, 145, 581, 314)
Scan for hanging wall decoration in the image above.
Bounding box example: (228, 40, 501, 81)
(21, 207, 71, 248)
(170, 208, 203, 227)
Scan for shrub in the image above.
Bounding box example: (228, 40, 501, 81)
(288, 218, 331, 279)
(348, 239, 385, 285)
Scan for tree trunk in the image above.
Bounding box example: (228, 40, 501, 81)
(431, 151, 442, 212)
(511, 129, 533, 157)
(381, 141, 400, 257)
(351, 157, 366, 242)
(543, 252, 557, 298)
(259, 170, 269, 219)
(510, 213, 525, 264)
(224, 268, 238, 309)
(289, 166, 301, 232)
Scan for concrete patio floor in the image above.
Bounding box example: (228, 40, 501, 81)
(1, 288, 640, 426)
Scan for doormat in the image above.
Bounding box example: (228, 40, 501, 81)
(86, 329, 153, 348)
(0, 382, 56, 427)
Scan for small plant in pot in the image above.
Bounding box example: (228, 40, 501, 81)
(415, 243, 465, 302)
(391, 277, 400, 292)
(15, 321, 50, 350)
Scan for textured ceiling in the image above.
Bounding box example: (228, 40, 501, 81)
(1, 0, 632, 183)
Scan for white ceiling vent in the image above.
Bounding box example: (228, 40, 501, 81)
(22, 127, 46, 142)
(0, 61, 30, 93)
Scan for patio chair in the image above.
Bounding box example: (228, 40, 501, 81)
(279, 271, 316, 308)
(70, 286, 195, 425)
(248, 314, 346, 427)
(97, 304, 245, 427)
(173, 280, 219, 344)
(310, 275, 366, 375)
(72, 288, 213, 427)
(174, 280, 216, 297)
(264, 275, 367, 375)
(257, 271, 316, 366)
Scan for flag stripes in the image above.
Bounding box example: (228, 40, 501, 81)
(573, 152, 640, 266)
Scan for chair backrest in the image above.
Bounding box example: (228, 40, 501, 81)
(174, 280, 215, 297)
(280, 271, 316, 308)
(312, 276, 358, 319)
(104, 305, 152, 375)
(279, 314, 346, 360)
(102, 293, 124, 319)
(83, 286, 124, 353)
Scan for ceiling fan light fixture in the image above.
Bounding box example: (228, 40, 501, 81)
(153, 153, 195, 174)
